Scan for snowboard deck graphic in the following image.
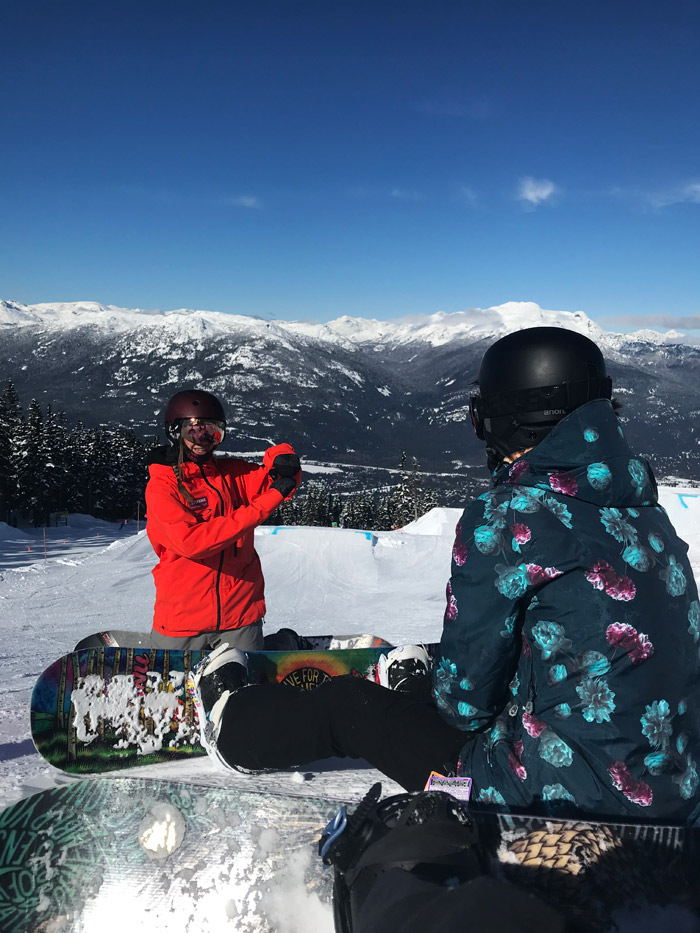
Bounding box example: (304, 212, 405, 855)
(1, 777, 697, 933)
(31, 640, 436, 774)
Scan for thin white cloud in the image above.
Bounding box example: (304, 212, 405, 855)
(390, 188, 424, 202)
(229, 195, 262, 210)
(459, 185, 478, 206)
(516, 177, 559, 208)
(610, 181, 700, 210)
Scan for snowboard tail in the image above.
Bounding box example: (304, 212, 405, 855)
(1, 777, 697, 933)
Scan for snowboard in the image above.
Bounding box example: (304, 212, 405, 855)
(31, 640, 436, 774)
(1, 777, 697, 933)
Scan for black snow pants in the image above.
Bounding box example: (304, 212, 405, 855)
(216, 676, 469, 791)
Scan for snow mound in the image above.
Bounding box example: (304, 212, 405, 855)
(401, 507, 463, 537)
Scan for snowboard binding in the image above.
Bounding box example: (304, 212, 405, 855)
(320, 782, 486, 933)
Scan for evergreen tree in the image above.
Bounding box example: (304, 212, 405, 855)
(0, 382, 22, 522)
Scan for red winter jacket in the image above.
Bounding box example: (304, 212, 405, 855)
(146, 444, 299, 637)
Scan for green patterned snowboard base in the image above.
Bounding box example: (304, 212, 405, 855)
(1, 778, 697, 933)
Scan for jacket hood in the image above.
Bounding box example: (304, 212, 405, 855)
(493, 399, 658, 509)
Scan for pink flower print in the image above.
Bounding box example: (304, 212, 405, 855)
(452, 520, 468, 566)
(549, 471, 579, 497)
(445, 581, 458, 622)
(521, 631, 532, 658)
(508, 740, 528, 781)
(511, 523, 532, 545)
(526, 564, 562, 585)
(585, 559, 616, 591)
(608, 761, 653, 807)
(605, 623, 654, 664)
(523, 711, 547, 738)
(605, 574, 636, 602)
(586, 560, 636, 601)
(507, 459, 530, 484)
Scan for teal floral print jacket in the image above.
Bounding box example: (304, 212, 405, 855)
(434, 399, 700, 822)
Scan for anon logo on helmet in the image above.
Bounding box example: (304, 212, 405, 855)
(543, 409, 566, 416)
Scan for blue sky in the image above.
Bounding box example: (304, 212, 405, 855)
(2, 0, 700, 329)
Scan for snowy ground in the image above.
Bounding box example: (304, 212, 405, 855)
(1, 490, 698, 813)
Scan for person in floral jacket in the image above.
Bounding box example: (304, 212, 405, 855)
(189, 327, 699, 826)
(437, 327, 700, 820)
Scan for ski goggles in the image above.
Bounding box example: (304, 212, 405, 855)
(177, 418, 226, 445)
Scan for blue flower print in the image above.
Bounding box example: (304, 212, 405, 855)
(509, 672, 520, 696)
(458, 701, 479, 718)
(474, 525, 503, 555)
(510, 491, 544, 514)
(643, 751, 668, 776)
(583, 427, 599, 443)
(688, 602, 700, 642)
(477, 786, 507, 805)
(679, 699, 688, 715)
(674, 757, 699, 800)
(677, 732, 689, 754)
(434, 657, 458, 693)
(660, 555, 687, 597)
(587, 462, 612, 491)
(543, 497, 573, 529)
(627, 508, 640, 518)
(628, 459, 647, 497)
(459, 676, 474, 691)
(576, 677, 616, 723)
(482, 499, 509, 528)
(500, 613, 516, 639)
(622, 544, 653, 572)
(580, 651, 611, 676)
(648, 532, 665, 554)
(532, 621, 572, 660)
(600, 507, 636, 544)
(641, 700, 673, 748)
(542, 783, 575, 802)
(549, 664, 568, 685)
(554, 703, 571, 719)
(538, 729, 574, 768)
(495, 564, 530, 599)
(618, 424, 625, 438)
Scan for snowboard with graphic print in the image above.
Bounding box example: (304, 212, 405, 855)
(31, 640, 437, 774)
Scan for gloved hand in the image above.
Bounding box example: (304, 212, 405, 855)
(146, 444, 178, 466)
(270, 453, 301, 478)
(270, 475, 297, 497)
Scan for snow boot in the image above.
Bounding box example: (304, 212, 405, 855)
(320, 782, 486, 933)
(185, 643, 249, 770)
(376, 645, 430, 693)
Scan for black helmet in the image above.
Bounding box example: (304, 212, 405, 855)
(470, 327, 612, 462)
(164, 390, 226, 445)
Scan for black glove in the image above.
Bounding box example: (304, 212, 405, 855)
(270, 453, 301, 478)
(146, 444, 178, 466)
(270, 475, 297, 497)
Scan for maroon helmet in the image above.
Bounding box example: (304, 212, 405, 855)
(164, 390, 226, 445)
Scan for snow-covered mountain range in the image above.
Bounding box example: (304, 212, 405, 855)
(2, 299, 699, 479)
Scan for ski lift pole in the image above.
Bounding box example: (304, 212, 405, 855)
(137, 501, 140, 533)
(43, 526, 47, 560)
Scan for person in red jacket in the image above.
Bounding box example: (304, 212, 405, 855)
(146, 389, 300, 651)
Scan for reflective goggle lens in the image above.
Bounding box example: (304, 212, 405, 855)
(179, 418, 226, 445)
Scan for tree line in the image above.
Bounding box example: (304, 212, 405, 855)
(0, 383, 439, 529)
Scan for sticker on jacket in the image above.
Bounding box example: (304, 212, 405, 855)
(188, 496, 209, 512)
